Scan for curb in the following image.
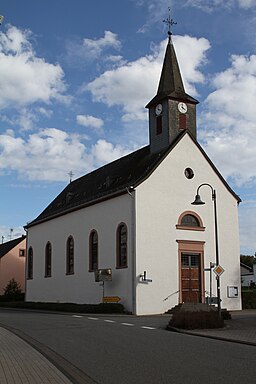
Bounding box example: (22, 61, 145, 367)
(166, 325, 256, 347)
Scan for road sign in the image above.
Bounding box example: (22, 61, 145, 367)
(213, 265, 225, 277)
(102, 296, 121, 303)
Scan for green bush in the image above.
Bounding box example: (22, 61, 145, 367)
(0, 300, 125, 313)
(1, 279, 24, 302)
(242, 290, 256, 309)
(168, 310, 224, 330)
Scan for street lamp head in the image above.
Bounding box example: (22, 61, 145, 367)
(191, 194, 205, 205)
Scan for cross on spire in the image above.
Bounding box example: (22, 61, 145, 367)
(163, 7, 177, 37)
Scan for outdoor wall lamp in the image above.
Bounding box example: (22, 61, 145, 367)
(139, 271, 152, 283)
(192, 183, 221, 318)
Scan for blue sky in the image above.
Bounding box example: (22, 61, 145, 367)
(0, 0, 255, 255)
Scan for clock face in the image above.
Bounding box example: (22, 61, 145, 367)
(155, 104, 163, 115)
(178, 102, 187, 114)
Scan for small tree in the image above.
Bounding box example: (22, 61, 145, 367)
(3, 278, 23, 301)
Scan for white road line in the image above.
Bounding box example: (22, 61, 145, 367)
(121, 323, 134, 326)
(104, 320, 116, 323)
(72, 315, 83, 318)
(87, 317, 99, 320)
(141, 326, 156, 330)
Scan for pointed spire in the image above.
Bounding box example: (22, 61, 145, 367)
(157, 34, 185, 97)
(146, 36, 198, 108)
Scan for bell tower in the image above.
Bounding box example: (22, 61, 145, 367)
(146, 30, 199, 153)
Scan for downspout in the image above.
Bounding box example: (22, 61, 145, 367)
(24, 227, 28, 302)
(126, 186, 136, 315)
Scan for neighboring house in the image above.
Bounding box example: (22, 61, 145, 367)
(0, 236, 26, 294)
(241, 262, 256, 287)
(25, 34, 242, 315)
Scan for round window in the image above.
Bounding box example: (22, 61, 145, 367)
(184, 168, 194, 179)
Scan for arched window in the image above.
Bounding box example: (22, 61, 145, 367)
(181, 214, 200, 227)
(66, 236, 74, 274)
(116, 223, 128, 268)
(27, 247, 33, 279)
(45, 242, 52, 277)
(89, 230, 98, 272)
(176, 211, 205, 231)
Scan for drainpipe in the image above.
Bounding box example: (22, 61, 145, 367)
(23, 227, 28, 302)
(126, 186, 136, 315)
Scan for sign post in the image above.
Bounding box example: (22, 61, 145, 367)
(95, 269, 112, 302)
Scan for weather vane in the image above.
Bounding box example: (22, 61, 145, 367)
(163, 7, 177, 36)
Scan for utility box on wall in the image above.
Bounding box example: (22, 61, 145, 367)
(227, 286, 239, 298)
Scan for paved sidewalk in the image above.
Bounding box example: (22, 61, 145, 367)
(0, 327, 72, 384)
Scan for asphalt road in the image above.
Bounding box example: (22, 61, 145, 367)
(0, 309, 255, 384)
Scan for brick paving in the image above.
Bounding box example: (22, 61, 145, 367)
(0, 327, 72, 384)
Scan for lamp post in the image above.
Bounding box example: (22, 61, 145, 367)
(191, 183, 221, 318)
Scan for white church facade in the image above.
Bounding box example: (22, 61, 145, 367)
(25, 35, 242, 315)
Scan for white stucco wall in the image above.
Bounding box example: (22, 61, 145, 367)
(26, 134, 241, 315)
(135, 134, 241, 314)
(26, 194, 135, 312)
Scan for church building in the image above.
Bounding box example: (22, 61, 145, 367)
(25, 33, 242, 315)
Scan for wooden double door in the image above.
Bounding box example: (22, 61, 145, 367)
(181, 253, 202, 303)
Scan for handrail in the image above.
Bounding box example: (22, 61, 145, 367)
(163, 290, 179, 301)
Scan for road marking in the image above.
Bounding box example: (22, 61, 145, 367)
(121, 323, 134, 326)
(72, 315, 83, 318)
(87, 317, 99, 320)
(141, 326, 156, 330)
(104, 320, 116, 323)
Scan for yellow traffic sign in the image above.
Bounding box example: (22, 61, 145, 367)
(213, 265, 225, 277)
(103, 296, 121, 303)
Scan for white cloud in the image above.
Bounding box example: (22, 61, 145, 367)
(0, 129, 132, 182)
(83, 31, 121, 56)
(85, 36, 210, 122)
(0, 25, 68, 109)
(65, 31, 122, 65)
(133, 0, 176, 33)
(199, 53, 256, 186)
(239, 0, 256, 8)
(91, 139, 130, 164)
(76, 114, 104, 133)
(1, 107, 53, 132)
(0, 226, 26, 243)
(239, 203, 256, 254)
(185, 0, 256, 10)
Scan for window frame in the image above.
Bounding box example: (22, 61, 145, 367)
(89, 230, 98, 272)
(176, 211, 205, 231)
(66, 236, 74, 275)
(45, 241, 52, 278)
(116, 223, 128, 269)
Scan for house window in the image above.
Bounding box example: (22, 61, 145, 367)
(176, 211, 205, 231)
(19, 249, 26, 257)
(66, 236, 74, 275)
(156, 116, 162, 135)
(45, 242, 52, 277)
(89, 230, 98, 272)
(116, 223, 128, 268)
(184, 168, 194, 179)
(27, 247, 33, 279)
